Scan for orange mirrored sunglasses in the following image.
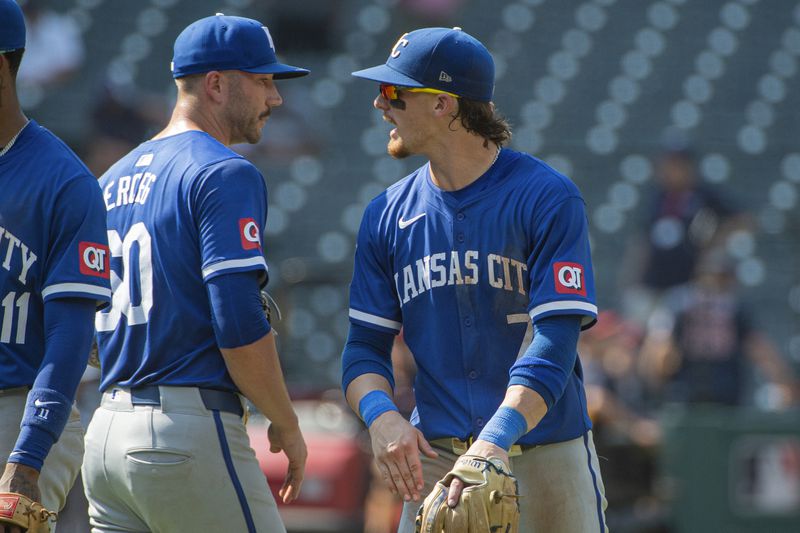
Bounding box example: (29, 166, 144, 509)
(379, 83, 460, 101)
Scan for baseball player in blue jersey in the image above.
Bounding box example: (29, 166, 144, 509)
(81, 14, 309, 533)
(0, 1, 111, 530)
(343, 28, 608, 531)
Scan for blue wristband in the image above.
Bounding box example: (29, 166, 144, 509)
(8, 426, 54, 471)
(9, 388, 72, 470)
(477, 406, 528, 451)
(358, 390, 399, 428)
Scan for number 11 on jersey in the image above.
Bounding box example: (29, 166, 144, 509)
(0, 291, 30, 344)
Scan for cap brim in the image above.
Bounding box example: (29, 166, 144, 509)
(351, 64, 424, 87)
(243, 62, 310, 79)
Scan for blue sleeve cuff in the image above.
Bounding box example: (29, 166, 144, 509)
(341, 323, 396, 393)
(10, 298, 95, 469)
(206, 271, 271, 349)
(508, 376, 556, 410)
(508, 314, 581, 409)
(10, 388, 73, 471)
(8, 426, 56, 471)
(38, 298, 95, 399)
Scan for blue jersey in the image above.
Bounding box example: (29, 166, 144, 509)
(349, 148, 597, 446)
(95, 131, 269, 392)
(0, 121, 111, 389)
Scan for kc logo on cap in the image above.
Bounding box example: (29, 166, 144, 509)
(390, 34, 409, 58)
(171, 13, 309, 80)
(351, 27, 495, 102)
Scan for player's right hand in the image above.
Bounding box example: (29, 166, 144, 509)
(267, 421, 307, 504)
(369, 411, 438, 502)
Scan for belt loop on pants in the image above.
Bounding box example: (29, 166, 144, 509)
(128, 385, 244, 417)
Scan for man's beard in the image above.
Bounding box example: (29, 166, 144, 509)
(233, 109, 266, 145)
(226, 79, 266, 144)
(387, 137, 410, 159)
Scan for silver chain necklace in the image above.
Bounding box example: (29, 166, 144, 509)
(0, 120, 30, 157)
(490, 146, 501, 166)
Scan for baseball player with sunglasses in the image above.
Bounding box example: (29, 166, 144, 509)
(343, 27, 608, 532)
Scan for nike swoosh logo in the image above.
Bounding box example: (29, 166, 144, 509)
(398, 213, 426, 229)
(34, 399, 60, 408)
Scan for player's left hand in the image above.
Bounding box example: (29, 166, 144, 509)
(447, 439, 509, 507)
(267, 421, 308, 504)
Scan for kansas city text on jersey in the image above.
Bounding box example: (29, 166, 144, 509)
(0, 224, 37, 285)
(394, 250, 528, 305)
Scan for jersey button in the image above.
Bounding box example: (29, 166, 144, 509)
(456, 212, 465, 221)
(468, 370, 478, 379)
(464, 317, 472, 327)
(457, 233, 465, 243)
(476, 418, 484, 427)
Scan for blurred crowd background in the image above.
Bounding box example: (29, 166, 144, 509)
(16, 0, 800, 531)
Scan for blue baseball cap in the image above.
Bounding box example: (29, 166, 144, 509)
(0, 0, 26, 52)
(171, 14, 309, 79)
(352, 27, 494, 102)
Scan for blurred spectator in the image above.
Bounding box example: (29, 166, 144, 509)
(639, 249, 799, 408)
(581, 311, 660, 447)
(16, 0, 84, 88)
(621, 140, 750, 323)
(576, 313, 666, 531)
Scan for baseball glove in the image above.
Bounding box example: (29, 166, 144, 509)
(260, 290, 282, 325)
(0, 492, 57, 533)
(87, 338, 100, 369)
(415, 455, 520, 533)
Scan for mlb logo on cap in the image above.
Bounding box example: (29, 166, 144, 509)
(352, 27, 495, 102)
(171, 13, 309, 80)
